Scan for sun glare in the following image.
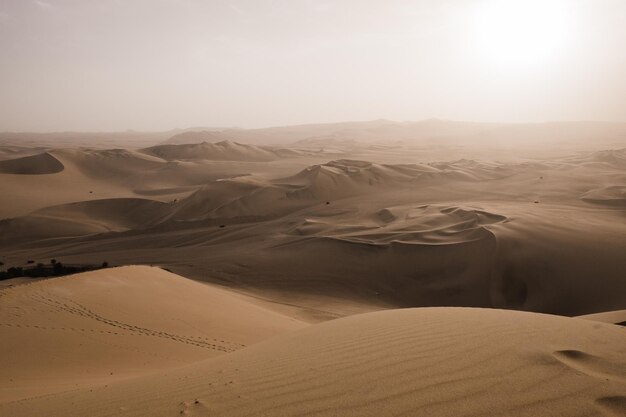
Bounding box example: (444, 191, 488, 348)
(471, 0, 573, 69)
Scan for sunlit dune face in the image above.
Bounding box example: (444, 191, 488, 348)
(471, 0, 574, 69)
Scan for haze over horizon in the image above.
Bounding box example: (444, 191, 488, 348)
(1, 0, 625, 132)
(2, 2, 626, 416)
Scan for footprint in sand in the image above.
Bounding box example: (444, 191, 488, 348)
(552, 350, 626, 383)
(178, 399, 210, 416)
(595, 396, 626, 417)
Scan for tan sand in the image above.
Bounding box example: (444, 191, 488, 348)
(0, 266, 305, 402)
(1, 306, 624, 416)
(2, 145, 623, 317)
(141, 141, 281, 162)
(577, 310, 626, 326)
(1, 122, 625, 416)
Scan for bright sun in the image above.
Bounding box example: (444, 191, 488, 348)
(472, 0, 573, 69)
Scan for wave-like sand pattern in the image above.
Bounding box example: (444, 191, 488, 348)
(0, 266, 305, 402)
(289, 204, 507, 246)
(2, 307, 624, 416)
(581, 185, 626, 207)
(553, 349, 626, 383)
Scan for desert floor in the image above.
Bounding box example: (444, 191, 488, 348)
(1, 121, 625, 416)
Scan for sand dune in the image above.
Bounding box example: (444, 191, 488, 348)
(0, 152, 64, 175)
(279, 159, 522, 200)
(169, 177, 299, 221)
(0, 149, 168, 218)
(578, 310, 626, 326)
(5, 121, 624, 151)
(2, 147, 625, 317)
(0, 145, 48, 161)
(164, 130, 235, 145)
(290, 204, 508, 245)
(0, 198, 170, 243)
(1, 307, 624, 416)
(581, 185, 626, 206)
(1, 123, 626, 416)
(0, 147, 271, 218)
(166, 158, 517, 220)
(141, 141, 281, 162)
(0, 266, 305, 402)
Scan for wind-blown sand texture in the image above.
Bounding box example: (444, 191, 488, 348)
(1, 121, 625, 416)
(0, 266, 304, 402)
(1, 294, 624, 417)
(1, 143, 624, 317)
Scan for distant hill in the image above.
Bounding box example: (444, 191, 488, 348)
(0, 127, 229, 149)
(0, 152, 64, 175)
(162, 120, 626, 148)
(141, 140, 281, 162)
(3, 120, 626, 150)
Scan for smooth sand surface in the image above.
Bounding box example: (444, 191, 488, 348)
(1, 306, 624, 416)
(0, 266, 305, 402)
(578, 310, 626, 326)
(0, 146, 327, 218)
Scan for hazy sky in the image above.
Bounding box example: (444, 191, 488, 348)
(0, 0, 625, 131)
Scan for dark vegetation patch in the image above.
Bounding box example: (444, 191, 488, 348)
(0, 259, 110, 281)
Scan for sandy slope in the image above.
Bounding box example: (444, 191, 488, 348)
(1, 126, 626, 416)
(0, 146, 322, 218)
(0, 198, 171, 243)
(0, 152, 64, 175)
(2, 147, 623, 317)
(0, 266, 305, 402)
(141, 141, 282, 162)
(0, 133, 625, 320)
(578, 310, 626, 326)
(1, 307, 624, 417)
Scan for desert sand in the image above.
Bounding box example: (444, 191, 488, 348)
(1, 299, 624, 416)
(1, 120, 625, 416)
(0, 266, 305, 403)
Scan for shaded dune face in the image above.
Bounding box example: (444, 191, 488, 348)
(581, 185, 626, 206)
(140, 141, 280, 162)
(2, 125, 626, 417)
(276, 205, 508, 307)
(2, 307, 625, 417)
(0, 152, 64, 175)
(288, 204, 508, 245)
(278, 159, 520, 201)
(0, 198, 171, 244)
(50, 147, 253, 188)
(1, 149, 625, 316)
(86, 158, 518, 223)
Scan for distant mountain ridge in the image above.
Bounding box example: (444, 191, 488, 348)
(162, 120, 626, 148)
(2, 120, 625, 150)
